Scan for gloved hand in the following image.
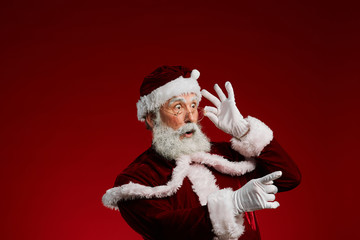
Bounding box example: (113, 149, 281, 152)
(201, 82, 250, 139)
(232, 171, 282, 214)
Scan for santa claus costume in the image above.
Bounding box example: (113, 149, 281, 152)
(102, 66, 301, 240)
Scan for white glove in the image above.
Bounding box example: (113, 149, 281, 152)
(201, 82, 250, 139)
(232, 171, 282, 214)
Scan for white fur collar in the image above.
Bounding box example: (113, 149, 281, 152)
(102, 152, 255, 210)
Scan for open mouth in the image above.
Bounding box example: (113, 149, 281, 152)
(183, 129, 195, 138)
(178, 123, 197, 139)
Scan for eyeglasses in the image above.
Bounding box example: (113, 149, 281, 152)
(161, 105, 205, 122)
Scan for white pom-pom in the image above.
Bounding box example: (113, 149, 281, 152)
(191, 69, 200, 80)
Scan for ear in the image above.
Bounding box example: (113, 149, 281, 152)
(145, 113, 155, 130)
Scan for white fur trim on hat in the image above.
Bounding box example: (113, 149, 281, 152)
(230, 116, 273, 157)
(136, 69, 202, 121)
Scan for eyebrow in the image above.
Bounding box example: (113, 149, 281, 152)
(168, 97, 186, 106)
(167, 96, 199, 107)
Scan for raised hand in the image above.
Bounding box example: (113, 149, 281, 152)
(232, 171, 282, 213)
(201, 82, 249, 139)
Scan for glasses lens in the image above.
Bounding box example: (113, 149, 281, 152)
(197, 107, 204, 122)
(161, 106, 204, 122)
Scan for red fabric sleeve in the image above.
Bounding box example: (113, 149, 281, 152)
(252, 138, 301, 192)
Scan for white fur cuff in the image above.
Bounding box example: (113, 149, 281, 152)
(207, 188, 245, 240)
(230, 116, 273, 158)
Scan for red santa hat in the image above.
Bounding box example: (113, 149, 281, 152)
(136, 65, 201, 121)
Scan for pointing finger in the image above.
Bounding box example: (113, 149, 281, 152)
(259, 171, 282, 184)
(201, 89, 221, 108)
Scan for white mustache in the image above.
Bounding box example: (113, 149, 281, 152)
(176, 123, 197, 135)
(152, 120, 211, 160)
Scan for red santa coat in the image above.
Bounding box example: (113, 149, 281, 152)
(103, 117, 301, 240)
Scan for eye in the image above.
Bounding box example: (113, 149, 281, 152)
(191, 103, 196, 108)
(174, 104, 182, 110)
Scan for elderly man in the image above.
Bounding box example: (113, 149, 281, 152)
(102, 65, 301, 240)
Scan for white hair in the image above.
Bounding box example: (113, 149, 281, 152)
(152, 112, 211, 160)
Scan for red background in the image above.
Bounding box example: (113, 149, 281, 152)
(1, 0, 359, 239)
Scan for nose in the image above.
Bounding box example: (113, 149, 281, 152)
(184, 107, 197, 123)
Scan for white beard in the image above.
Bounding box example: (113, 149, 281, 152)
(152, 121, 211, 160)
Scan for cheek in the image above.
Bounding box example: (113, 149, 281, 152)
(169, 117, 183, 129)
(160, 113, 182, 129)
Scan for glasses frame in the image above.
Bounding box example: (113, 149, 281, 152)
(161, 106, 205, 122)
